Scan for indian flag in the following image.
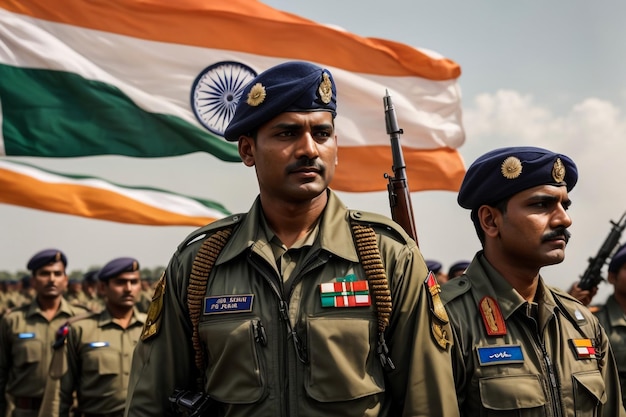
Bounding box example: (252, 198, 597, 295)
(0, 159, 230, 226)
(0, 0, 465, 193)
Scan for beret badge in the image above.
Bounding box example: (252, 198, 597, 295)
(501, 156, 522, 179)
(318, 72, 333, 104)
(552, 158, 566, 183)
(246, 83, 266, 107)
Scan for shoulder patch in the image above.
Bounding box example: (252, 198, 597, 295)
(178, 213, 246, 251)
(348, 210, 409, 243)
(141, 273, 166, 341)
(440, 276, 472, 304)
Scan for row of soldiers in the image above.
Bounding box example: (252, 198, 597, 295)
(0, 249, 158, 417)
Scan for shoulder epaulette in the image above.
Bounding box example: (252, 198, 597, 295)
(178, 213, 246, 251)
(440, 276, 472, 304)
(347, 210, 409, 244)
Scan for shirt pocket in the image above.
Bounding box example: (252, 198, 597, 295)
(479, 374, 547, 416)
(83, 344, 119, 376)
(199, 317, 266, 404)
(572, 370, 606, 417)
(13, 338, 43, 367)
(305, 316, 384, 402)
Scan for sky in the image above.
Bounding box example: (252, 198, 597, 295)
(1, 0, 626, 303)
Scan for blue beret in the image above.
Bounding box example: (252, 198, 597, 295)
(425, 260, 443, 274)
(98, 257, 140, 281)
(609, 244, 626, 273)
(448, 261, 470, 277)
(458, 146, 578, 210)
(27, 249, 67, 272)
(223, 61, 337, 141)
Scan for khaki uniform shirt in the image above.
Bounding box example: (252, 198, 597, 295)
(0, 298, 87, 417)
(59, 307, 146, 416)
(593, 294, 626, 406)
(441, 253, 626, 417)
(125, 190, 459, 417)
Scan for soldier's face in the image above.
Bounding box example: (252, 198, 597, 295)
(493, 185, 572, 269)
(32, 261, 67, 299)
(102, 271, 141, 309)
(239, 111, 338, 203)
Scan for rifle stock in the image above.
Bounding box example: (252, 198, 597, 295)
(383, 91, 418, 245)
(578, 211, 626, 290)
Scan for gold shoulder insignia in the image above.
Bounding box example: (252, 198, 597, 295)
(141, 272, 166, 341)
(425, 271, 452, 349)
(479, 296, 506, 336)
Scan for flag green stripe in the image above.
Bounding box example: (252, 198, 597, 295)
(0, 64, 240, 161)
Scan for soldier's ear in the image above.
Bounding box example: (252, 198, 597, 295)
(478, 205, 500, 239)
(238, 136, 256, 167)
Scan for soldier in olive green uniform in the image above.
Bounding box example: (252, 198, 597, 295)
(593, 244, 626, 406)
(0, 249, 88, 417)
(126, 62, 458, 417)
(442, 147, 626, 416)
(55, 257, 145, 417)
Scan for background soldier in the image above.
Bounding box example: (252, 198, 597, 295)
(57, 257, 145, 417)
(0, 249, 88, 417)
(593, 243, 626, 406)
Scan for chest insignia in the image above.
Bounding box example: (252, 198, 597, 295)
(88, 342, 109, 348)
(570, 338, 598, 360)
(18, 332, 35, 339)
(477, 345, 524, 366)
(204, 294, 254, 314)
(320, 274, 371, 308)
(479, 296, 507, 336)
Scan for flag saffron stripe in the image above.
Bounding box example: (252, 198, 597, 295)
(2, 0, 460, 79)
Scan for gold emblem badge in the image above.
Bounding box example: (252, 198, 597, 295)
(141, 273, 166, 341)
(552, 157, 566, 183)
(479, 296, 507, 336)
(425, 272, 451, 350)
(318, 72, 332, 104)
(246, 83, 266, 107)
(501, 156, 522, 179)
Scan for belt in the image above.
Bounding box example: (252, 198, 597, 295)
(80, 412, 124, 417)
(14, 396, 43, 410)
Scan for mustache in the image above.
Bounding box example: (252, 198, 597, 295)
(542, 227, 571, 243)
(286, 157, 325, 173)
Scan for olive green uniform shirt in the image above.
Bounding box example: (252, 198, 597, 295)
(59, 307, 146, 416)
(442, 253, 626, 417)
(0, 298, 87, 417)
(594, 294, 626, 406)
(125, 190, 459, 417)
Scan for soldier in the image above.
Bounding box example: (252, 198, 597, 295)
(446, 260, 470, 280)
(125, 61, 458, 416)
(442, 146, 625, 416)
(593, 243, 626, 405)
(55, 257, 145, 417)
(0, 249, 88, 417)
(81, 270, 104, 313)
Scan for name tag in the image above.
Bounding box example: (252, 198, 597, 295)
(89, 342, 109, 348)
(205, 294, 254, 315)
(477, 345, 524, 366)
(18, 333, 35, 339)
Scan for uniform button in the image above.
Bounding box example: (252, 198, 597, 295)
(353, 212, 362, 218)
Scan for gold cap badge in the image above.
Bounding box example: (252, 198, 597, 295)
(552, 157, 566, 183)
(501, 156, 522, 179)
(318, 72, 332, 104)
(247, 83, 266, 107)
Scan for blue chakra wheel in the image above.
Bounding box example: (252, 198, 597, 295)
(190, 61, 257, 137)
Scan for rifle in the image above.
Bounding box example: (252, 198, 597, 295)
(578, 211, 626, 290)
(383, 91, 419, 245)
